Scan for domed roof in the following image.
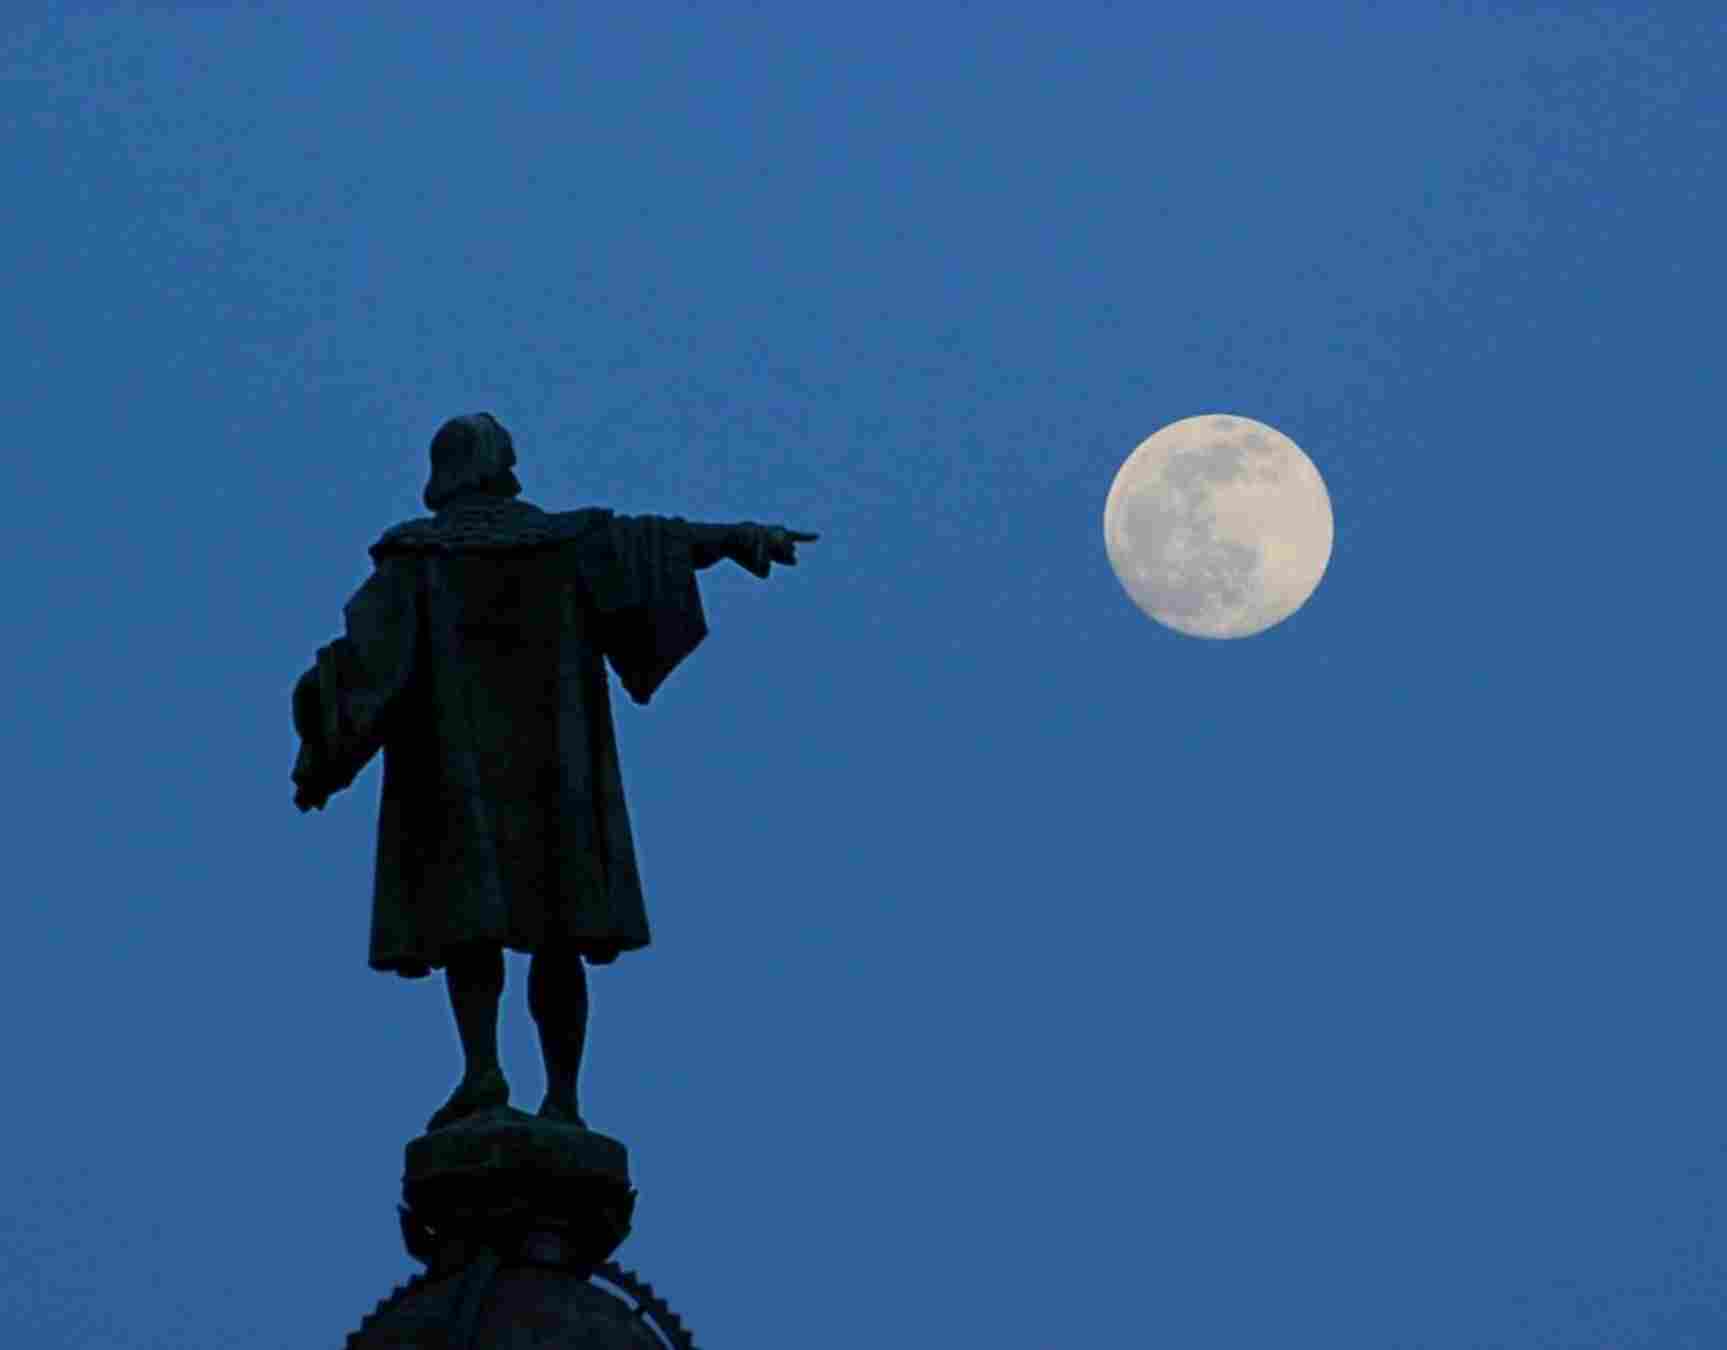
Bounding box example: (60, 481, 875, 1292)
(346, 1259, 693, 1348)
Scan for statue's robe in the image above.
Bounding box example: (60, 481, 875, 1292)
(291, 497, 717, 978)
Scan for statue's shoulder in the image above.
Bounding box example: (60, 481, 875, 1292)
(369, 502, 614, 562)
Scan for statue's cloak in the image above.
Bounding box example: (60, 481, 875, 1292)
(291, 497, 709, 978)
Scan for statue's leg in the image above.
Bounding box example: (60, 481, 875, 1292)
(528, 943, 588, 1126)
(426, 942, 510, 1132)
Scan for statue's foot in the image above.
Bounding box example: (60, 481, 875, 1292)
(537, 1094, 587, 1129)
(426, 1065, 510, 1133)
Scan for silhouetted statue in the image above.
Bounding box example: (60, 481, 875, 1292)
(291, 412, 815, 1134)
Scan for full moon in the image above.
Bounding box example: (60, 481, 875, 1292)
(1103, 414, 1333, 639)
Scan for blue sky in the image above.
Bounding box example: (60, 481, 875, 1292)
(3, 4, 1722, 1346)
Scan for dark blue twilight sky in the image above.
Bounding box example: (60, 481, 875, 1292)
(2, 5, 1722, 1347)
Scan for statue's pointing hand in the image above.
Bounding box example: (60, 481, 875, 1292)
(765, 526, 819, 566)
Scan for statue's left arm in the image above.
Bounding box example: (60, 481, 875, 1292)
(291, 556, 420, 812)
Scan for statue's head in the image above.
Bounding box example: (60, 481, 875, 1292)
(424, 412, 522, 511)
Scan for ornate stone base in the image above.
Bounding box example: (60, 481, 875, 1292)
(343, 1111, 695, 1346)
(345, 1261, 692, 1349)
(399, 1106, 636, 1281)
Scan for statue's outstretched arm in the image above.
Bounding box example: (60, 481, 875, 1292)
(681, 520, 818, 576)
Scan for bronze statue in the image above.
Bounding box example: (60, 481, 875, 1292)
(291, 412, 815, 1134)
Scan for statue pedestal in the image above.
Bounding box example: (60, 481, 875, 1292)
(348, 1110, 691, 1346)
(398, 1107, 636, 1281)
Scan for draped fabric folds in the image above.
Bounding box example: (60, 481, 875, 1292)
(291, 499, 711, 977)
